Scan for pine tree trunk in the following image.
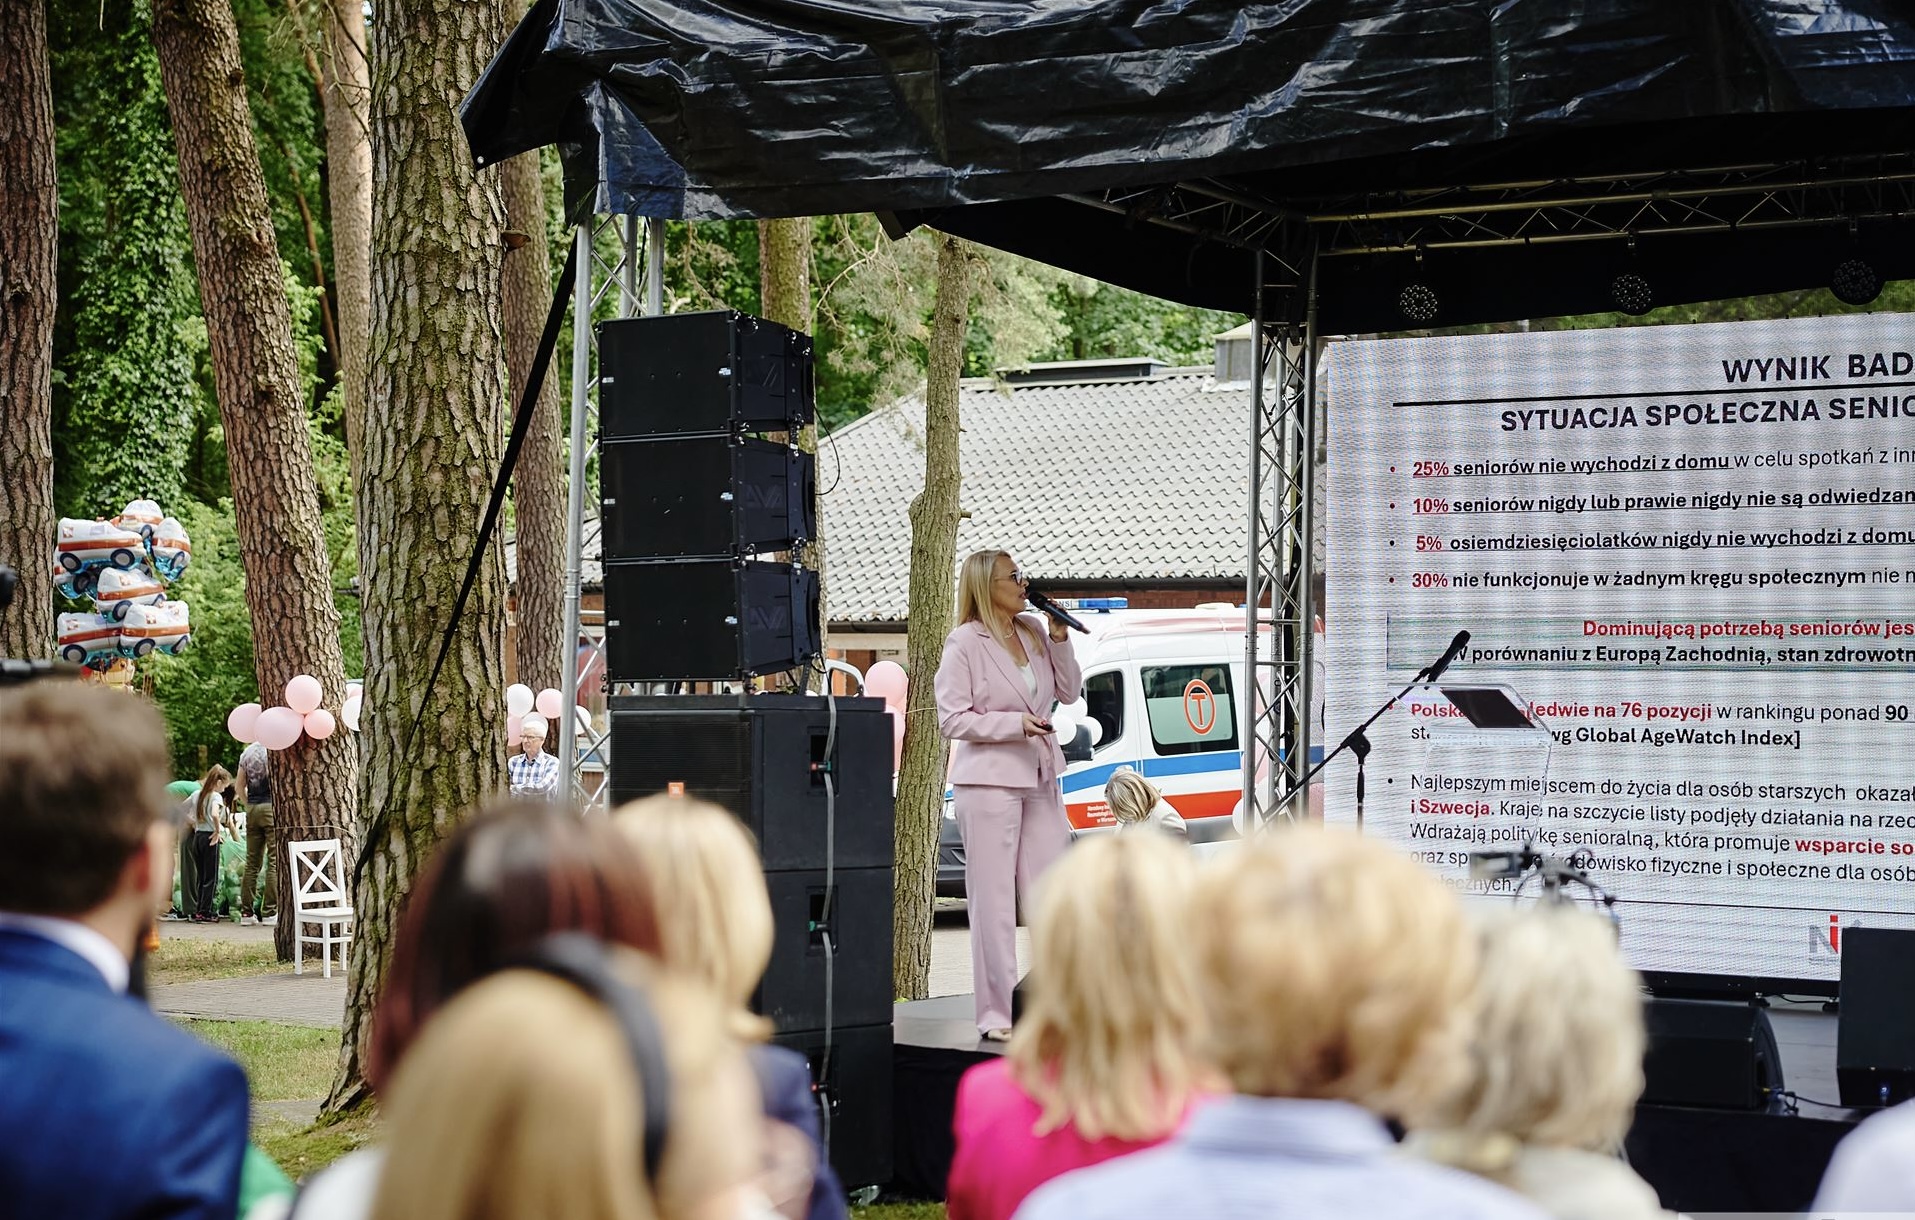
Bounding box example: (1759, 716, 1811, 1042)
(501, 146, 564, 698)
(893, 233, 970, 998)
(758, 217, 826, 686)
(321, 0, 371, 503)
(150, 0, 357, 960)
(0, 0, 56, 661)
(328, 0, 509, 1113)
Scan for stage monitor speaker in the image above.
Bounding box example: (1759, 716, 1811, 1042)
(771, 1023, 894, 1189)
(1641, 998, 1784, 1111)
(605, 694, 894, 873)
(756, 866, 894, 1032)
(602, 560, 818, 681)
(601, 435, 816, 561)
(599, 310, 814, 439)
(1839, 926, 1915, 1106)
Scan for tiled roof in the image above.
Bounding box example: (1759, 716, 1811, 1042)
(822, 368, 1254, 622)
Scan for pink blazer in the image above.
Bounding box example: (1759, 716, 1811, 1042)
(935, 615, 1082, 789)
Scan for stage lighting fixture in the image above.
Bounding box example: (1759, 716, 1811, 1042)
(1610, 273, 1654, 316)
(1397, 282, 1439, 323)
(1832, 259, 1882, 306)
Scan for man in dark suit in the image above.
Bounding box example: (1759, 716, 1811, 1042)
(0, 682, 250, 1219)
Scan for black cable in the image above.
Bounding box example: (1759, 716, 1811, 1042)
(1778, 1090, 1873, 1112)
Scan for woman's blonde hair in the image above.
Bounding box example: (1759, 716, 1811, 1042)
(954, 549, 1034, 649)
(1192, 827, 1476, 1125)
(1104, 769, 1162, 825)
(1421, 905, 1645, 1168)
(369, 955, 759, 1220)
(612, 794, 774, 1039)
(1009, 832, 1209, 1142)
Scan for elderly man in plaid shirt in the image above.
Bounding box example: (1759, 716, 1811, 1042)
(507, 716, 559, 799)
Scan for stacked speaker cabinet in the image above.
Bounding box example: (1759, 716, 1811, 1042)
(598, 310, 819, 682)
(1839, 927, 1915, 1106)
(608, 694, 896, 1189)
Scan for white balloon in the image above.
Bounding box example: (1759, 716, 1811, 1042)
(340, 695, 362, 733)
(506, 683, 534, 716)
(1082, 718, 1104, 747)
(1051, 711, 1079, 745)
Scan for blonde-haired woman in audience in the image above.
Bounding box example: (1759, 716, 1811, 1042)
(613, 794, 848, 1220)
(1102, 768, 1186, 840)
(1015, 828, 1544, 1220)
(946, 832, 1215, 1220)
(1409, 905, 1674, 1220)
(368, 953, 770, 1220)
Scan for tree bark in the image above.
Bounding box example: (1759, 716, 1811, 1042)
(0, 0, 56, 660)
(319, 0, 372, 504)
(150, 0, 357, 961)
(329, 0, 509, 1112)
(758, 217, 827, 687)
(893, 233, 970, 998)
(501, 146, 564, 699)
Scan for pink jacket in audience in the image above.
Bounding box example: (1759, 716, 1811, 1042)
(947, 1059, 1197, 1220)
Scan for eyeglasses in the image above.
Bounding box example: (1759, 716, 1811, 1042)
(997, 569, 1026, 584)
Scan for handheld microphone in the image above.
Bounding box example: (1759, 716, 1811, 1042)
(1420, 630, 1471, 681)
(1026, 588, 1090, 634)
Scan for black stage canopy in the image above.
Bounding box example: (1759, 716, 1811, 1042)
(463, 0, 1915, 330)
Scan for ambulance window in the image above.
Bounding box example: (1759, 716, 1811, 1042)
(1083, 670, 1123, 753)
(1141, 665, 1237, 756)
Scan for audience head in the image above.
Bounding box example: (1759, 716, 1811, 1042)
(1011, 831, 1209, 1141)
(612, 793, 774, 1039)
(368, 800, 661, 1091)
(1193, 828, 1475, 1124)
(370, 946, 762, 1220)
(1423, 905, 1644, 1164)
(0, 684, 175, 946)
(1103, 768, 1162, 827)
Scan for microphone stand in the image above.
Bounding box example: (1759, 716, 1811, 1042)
(1260, 662, 1447, 832)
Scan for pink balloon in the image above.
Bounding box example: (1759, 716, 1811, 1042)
(505, 713, 524, 741)
(284, 674, 323, 715)
(891, 708, 906, 772)
(226, 703, 262, 743)
(535, 688, 563, 719)
(256, 706, 304, 751)
(866, 661, 909, 710)
(303, 708, 337, 741)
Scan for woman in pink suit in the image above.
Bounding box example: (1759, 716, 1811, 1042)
(936, 549, 1081, 1040)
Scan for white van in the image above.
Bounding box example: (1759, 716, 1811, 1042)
(936, 603, 1324, 892)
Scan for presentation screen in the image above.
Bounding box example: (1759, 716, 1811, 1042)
(1324, 313, 1915, 989)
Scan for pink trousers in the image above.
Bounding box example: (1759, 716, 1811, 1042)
(954, 783, 1072, 1032)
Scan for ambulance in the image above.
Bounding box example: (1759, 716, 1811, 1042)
(936, 601, 1325, 893)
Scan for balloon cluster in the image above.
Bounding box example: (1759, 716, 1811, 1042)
(506, 684, 592, 744)
(863, 661, 908, 772)
(54, 499, 194, 671)
(228, 676, 356, 750)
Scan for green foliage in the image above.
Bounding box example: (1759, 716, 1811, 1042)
(147, 501, 259, 776)
(48, 0, 202, 517)
(1043, 277, 1241, 365)
(233, 0, 329, 304)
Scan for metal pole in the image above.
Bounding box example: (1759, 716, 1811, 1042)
(1242, 248, 1265, 830)
(559, 224, 592, 800)
(646, 218, 665, 317)
(620, 216, 640, 317)
(1295, 240, 1320, 813)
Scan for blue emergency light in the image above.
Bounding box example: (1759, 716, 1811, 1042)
(1056, 597, 1128, 612)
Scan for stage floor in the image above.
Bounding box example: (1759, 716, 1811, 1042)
(889, 992, 1867, 1211)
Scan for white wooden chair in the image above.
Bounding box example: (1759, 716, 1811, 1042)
(289, 838, 354, 978)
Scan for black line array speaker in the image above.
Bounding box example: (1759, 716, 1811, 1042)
(1641, 998, 1784, 1110)
(606, 694, 893, 872)
(773, 1024, 894, 1189)
(1839, 927, 1915, 1106)
(601, 435, 816, 561)
(609, 694, 896, 1186)
(602, 560, 819, 682)
(599, 310, 814, 439)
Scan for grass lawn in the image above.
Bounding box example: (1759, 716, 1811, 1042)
(149, 934, 284, 987)
(855, 1206, 946, 1219)
(178, 1019, 338, 1101)
(257, 1107, 381, 1180)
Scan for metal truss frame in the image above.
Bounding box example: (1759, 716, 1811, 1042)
(560, 215, 665, 808)
(1241, 244, 1318, 827)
